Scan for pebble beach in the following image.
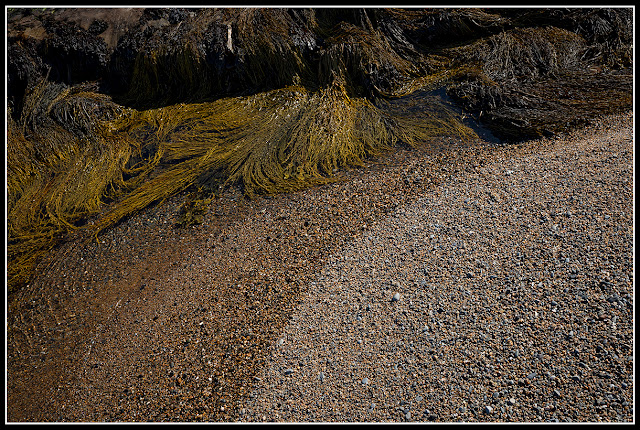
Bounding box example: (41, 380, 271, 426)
(6, 111, 634, 423)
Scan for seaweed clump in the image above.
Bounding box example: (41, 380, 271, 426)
(6, 7, 634, 292)
(175, 190, 214, 228)
(91, 75, 475, 236)
(7, 78, 131, 289)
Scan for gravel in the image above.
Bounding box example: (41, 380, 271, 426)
(6, 112, 634, 423)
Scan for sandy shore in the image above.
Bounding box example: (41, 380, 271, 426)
(6, 111, 634, 422)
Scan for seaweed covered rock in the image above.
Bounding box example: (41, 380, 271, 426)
(493, 7, 633, 68)
(6, 7, 634, 292)
(7, 8, 144, 115)
(444, 25, 632, 138)
(107, 8, 319, 107)
(8, 7, 632, 116)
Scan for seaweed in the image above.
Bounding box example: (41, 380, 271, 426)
(175, 189, 215, 228)
(92, 75, 475, 235)
(7, 71, 476, 292)
(6, 7, 634, 292)
(7, 78, 132, 289)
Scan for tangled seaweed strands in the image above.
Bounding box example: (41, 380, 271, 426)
(470, 71, 634, 140)
(498, 7, 633, 68)
(399, 7, 509, 47)
(310, 8, 491, 99)
(460, 27, 589, 82)
(7, 69, 475, 293)
(6, 116, 56, 289)
(7, 79, 133, 290)
(318, 20, 423, 97)
(92, 76, 476, 236)
(575, 8, 634, 67)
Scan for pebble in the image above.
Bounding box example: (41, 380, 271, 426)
(392, 292, 401, 302)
